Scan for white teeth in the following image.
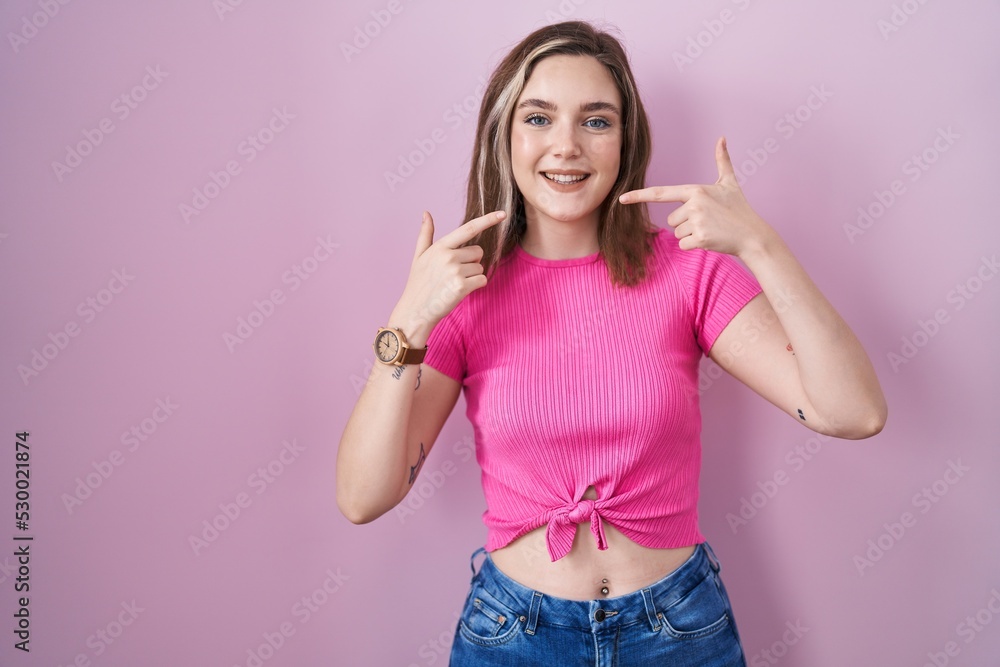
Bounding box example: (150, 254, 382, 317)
(544, 173, 588, 184)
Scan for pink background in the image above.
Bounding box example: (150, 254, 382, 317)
(2, 1, 999, 665)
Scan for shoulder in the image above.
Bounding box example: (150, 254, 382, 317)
(647, 224, 726, 279)
(643, 225, 685, 279)
(647, 225, 695, 263)
(642, 225, 753, 313)
(648, 225, 673, 255)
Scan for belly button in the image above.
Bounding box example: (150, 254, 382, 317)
(600, 579, 609, 596)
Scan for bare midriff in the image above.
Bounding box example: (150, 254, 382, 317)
(488, 485, 697, 601)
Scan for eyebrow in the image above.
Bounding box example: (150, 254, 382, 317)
(516, 98, 621, 116)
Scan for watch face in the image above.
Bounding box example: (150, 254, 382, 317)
(375, 330, 400, 362)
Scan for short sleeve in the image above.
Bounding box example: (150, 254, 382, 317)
(672, 239, 763, 354)
(422, 298, 467, 383)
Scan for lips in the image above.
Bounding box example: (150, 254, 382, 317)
(542, 172, 590, 184)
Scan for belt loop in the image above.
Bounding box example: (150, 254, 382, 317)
(470, 547, 487, 580)
(702, 541, 721, 573)
(525, 591, 543, 635)
(640, 587, 661, 632)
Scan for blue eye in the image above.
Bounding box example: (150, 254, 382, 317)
(585, 117, 611, 129)
(525, 114, 548, 126)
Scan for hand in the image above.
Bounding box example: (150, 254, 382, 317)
(394, 209, 506, 335)
(619, 136, 774, 259)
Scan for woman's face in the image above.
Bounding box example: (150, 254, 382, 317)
(510, 54, 622, 234)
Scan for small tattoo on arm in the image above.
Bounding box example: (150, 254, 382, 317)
(415, 366, 422, 390)
(797, 409, 806, 421)
(408, 442, 426, 485)
(392, 365, 406, 380)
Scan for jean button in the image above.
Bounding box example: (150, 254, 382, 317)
(594, 609, 606, 622)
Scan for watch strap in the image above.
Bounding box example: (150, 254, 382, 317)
(399, 346, 427, 365)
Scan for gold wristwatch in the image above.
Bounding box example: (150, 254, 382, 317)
(373, 327, 427, 366)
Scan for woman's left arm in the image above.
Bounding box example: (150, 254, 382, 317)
(620, 137, 887, 439)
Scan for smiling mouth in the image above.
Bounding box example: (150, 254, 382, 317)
(542, 173, 590, 184)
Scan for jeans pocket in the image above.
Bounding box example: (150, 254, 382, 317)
(659, 569, 732, 640)
(457, 582, 523, 647)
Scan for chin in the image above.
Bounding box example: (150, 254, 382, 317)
(546, 210, 587, 222)
(543, 213, 590, 226)
(546, 193, 611, 218)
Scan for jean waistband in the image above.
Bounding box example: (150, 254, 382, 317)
(467, 541, 721, 633)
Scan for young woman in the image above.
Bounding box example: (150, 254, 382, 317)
(337, 20, 887, 666)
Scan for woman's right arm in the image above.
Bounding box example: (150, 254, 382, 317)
(336, 210, 506, 524)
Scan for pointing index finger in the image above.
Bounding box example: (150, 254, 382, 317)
(619, 185, 696, 204)
(441, 210, 506, 249)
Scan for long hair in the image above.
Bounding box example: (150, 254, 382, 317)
(464, 20, 655, 287)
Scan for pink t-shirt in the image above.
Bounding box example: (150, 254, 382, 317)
(422, 226, 763, 561)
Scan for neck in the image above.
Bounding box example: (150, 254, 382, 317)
(519, 211, 600, 260)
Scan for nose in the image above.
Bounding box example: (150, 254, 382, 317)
(551, 121, 582, 159)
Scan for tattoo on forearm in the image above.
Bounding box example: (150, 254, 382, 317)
(408, 442, 426, 485)
(790, 345, 803, 420)
(415, 366, 422, 390)
(392, 365, 406, 380)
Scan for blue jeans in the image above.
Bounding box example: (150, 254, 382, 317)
(449, 541, 747, 666)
